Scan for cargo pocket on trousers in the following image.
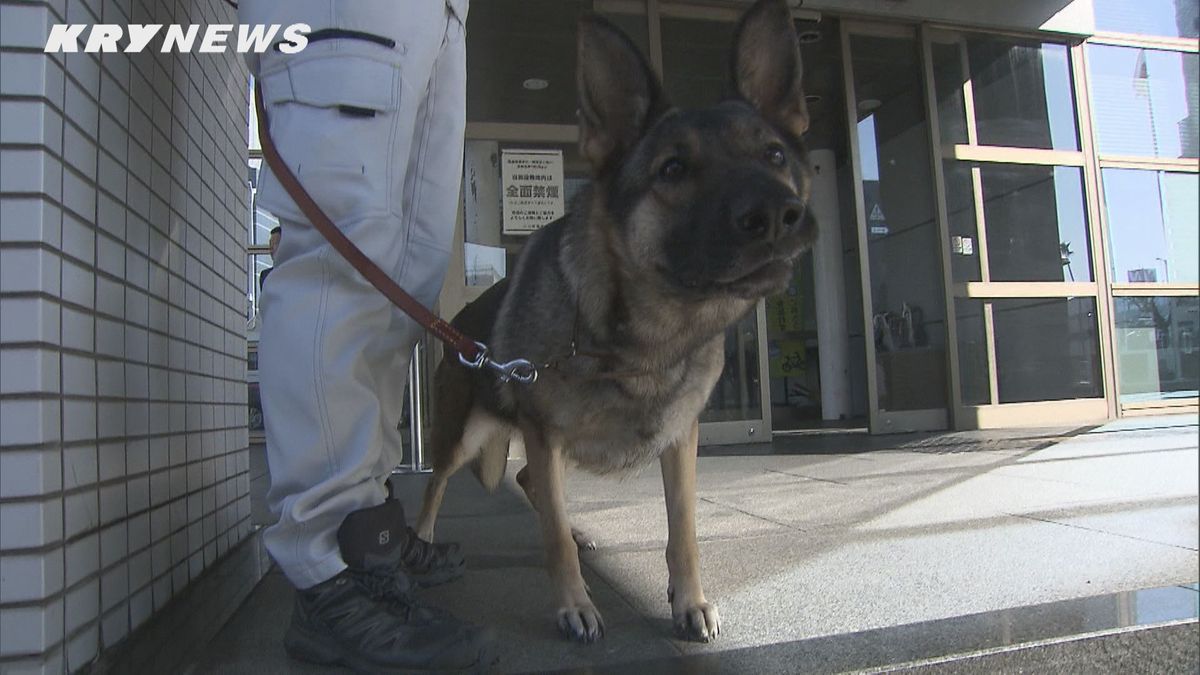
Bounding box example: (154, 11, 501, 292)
(256, 54, 400, 226)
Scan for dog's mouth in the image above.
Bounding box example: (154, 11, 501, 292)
(714, 235, 812, 296)
(660, 228, 815, 299)
(719, 255, 799, 298)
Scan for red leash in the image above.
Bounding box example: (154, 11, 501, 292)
(253, 83, 536, 384)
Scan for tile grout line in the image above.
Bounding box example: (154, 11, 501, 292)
(1007, 511, 1200, 553)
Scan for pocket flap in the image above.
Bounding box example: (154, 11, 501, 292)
(260, 55, 398, 113)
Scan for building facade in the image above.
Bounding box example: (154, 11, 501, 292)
(406, 0, 1197, 444)
(1, 0, 252, 671)
(245, 0, 1198, 446)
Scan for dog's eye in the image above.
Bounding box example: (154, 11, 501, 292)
(658, 158, 686, 181)
(765, 145, 787, 168)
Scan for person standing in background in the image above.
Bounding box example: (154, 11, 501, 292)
(257, 225, 280, 291)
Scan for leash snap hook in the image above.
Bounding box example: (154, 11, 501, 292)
(457, 341, 489, 370)
(458, 341, 538, 384)
(489, 357, 538, 384)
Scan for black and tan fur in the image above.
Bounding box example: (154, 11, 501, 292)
(416, 0, 816, 643)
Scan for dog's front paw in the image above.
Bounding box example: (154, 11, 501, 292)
(556, 602, 605, 643)
(673, 601, 720, 642)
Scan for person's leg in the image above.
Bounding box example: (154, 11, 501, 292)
(244, 1, 489, 669)
(371, 0, 468, 482)
(365, 10, 471, 586)
(247, 0, 447, 589)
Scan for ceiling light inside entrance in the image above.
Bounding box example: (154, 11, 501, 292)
(523, 78, 549, 91)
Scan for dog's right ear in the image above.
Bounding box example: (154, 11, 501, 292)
(577, 15, 670, 175)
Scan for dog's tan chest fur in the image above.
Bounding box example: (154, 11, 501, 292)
(533, 337, 725, 475)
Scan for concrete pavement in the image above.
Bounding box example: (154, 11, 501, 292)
(187, 414, 1199, 673)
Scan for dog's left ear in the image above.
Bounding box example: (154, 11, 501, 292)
(732, 0, 809, 139)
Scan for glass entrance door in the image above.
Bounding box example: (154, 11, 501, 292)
(699, 304, 773, 445)
(843, 23, 952, 433)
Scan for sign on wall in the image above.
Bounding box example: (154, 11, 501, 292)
(501, 149, 565, 235)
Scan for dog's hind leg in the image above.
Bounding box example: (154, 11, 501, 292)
(515, 465, 597, 551)
(416, 447, 470, 542)
(417, 407, 510, 542)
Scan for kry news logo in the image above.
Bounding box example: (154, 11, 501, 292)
(44, 24, 311, 53)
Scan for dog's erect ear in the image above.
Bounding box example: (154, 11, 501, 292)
(732, 0, 809, 139)
(577, 15, 670, 174)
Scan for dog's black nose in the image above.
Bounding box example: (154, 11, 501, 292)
(735, 196, 806, 240)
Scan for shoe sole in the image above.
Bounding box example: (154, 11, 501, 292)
(284, 623, 496, 674)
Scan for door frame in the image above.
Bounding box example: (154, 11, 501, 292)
(841, 19, 953, 433)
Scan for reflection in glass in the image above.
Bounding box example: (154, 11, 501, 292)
(702, 311, 764, 423)
(1114, 296, 1200, 403)
(955, 299, 990, 405)
(1088, 45, 1200, 159)
(931, 41, 969, 146)
(852, 33, 948, 413)
(992, 297, 1103, 403)
(979, 164, 1092, 282)
(1094, 0, 1200, 39)
(932, 35, 1078, 150)
(1103, 169, 1199, 284)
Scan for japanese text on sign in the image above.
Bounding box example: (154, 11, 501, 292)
(501, 149, 565, 235)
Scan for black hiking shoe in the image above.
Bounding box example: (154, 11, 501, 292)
(282, 501, 494, 673)
(385, 481, 467, 587)
(399, 526, 466, 588)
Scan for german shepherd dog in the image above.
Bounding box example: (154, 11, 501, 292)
(416, 0, 815, 643)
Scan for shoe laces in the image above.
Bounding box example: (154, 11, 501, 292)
(351, 566, 418, 613)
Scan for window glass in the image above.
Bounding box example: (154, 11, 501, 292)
(932, 41, 970, 146)
(932, 36, 1079, 150)
(1094, 0, 1199, 39)
(1088, 45, 1200, 159)
(1114, 296, 1200, 403)
(979, 164, 1092, 283)
(851, 32, 949, 413)
(992, 297, 1104, 403)
(941, 161, 982, 283)
(955, 298, 991, 405)
(1103, 168, 1199, 283)
(701, 312, 765, 424)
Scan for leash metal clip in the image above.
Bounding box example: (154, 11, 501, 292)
(458, 341, 539, 384)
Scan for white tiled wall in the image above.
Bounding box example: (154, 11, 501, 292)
(1, 1, 251, 672)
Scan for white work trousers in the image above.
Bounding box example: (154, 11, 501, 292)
(241, 0, 468, 589)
